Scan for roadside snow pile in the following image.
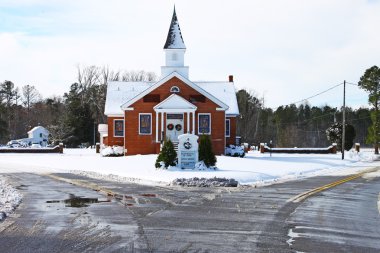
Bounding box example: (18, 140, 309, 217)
(347, 149, 380, 162)
(172, 177, 238, 187)
(225, 145, 245, 157)
(194, 161, 217, 170)
(101, 146, 124, 157)
(0, 176, 22, 221)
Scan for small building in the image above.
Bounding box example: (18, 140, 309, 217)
(14, 126, 49, 147)
(103, 8, 239, 155)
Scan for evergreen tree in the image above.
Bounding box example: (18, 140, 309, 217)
(155, 139, 177, 168)
(358, 66, 380, 154)
(63, 83, 94, 147)
(198, 134, 217, 167)
(326, 122, 356, 151)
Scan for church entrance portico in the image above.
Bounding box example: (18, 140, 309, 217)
(154, 94, 197, 143)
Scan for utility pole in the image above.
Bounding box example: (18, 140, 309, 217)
(342, 80, 346, 160)
(93, 121, 96, 147)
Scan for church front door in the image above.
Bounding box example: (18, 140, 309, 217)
(166, 114, 184, 142)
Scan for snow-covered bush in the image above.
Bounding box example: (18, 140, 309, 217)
(225, 145, 245, 157)
(101, 146, 124, 157)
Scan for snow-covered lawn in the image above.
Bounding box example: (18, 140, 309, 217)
(0, 148, 379, 186)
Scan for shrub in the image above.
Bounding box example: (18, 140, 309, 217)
(101, 146, 124, 157)
(198, 134, 217, 167)
(155, 139, 177, 169)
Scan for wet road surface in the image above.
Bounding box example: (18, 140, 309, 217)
(0, 169, 379, 252)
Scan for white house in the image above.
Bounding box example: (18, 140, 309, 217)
(14, 126, 49, 147)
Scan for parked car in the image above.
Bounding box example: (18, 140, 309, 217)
(7, 140, 21, 148)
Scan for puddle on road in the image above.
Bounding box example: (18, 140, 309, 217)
(46, 194, 110, 208)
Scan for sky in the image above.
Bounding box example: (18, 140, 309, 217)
(1, 0, 379, 109)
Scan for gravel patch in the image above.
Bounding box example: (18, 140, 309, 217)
(172, 177, 238, 187)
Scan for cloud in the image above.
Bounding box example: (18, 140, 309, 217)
(0, 0, 379, 108)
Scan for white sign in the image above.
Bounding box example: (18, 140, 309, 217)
(178, 134, 199, 169)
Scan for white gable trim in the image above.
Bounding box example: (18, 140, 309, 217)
(154, 94, 197, 112)
(121, 72, 229, 110)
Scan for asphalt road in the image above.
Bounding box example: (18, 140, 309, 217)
(0, 169, 379, 253)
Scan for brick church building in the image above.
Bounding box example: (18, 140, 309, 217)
(102, 8, 239, 156)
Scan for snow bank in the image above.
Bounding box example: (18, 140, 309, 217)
(0, 148, 379, 186)
(0, 176, 22, 221)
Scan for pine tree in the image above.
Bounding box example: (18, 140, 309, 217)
(198, 134, 217, 167)
(358, 66, 380, 154)
(326, 122, 356, 151)
(155, 139, 177, 168)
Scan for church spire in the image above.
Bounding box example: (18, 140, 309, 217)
(164, 6, 186, 49)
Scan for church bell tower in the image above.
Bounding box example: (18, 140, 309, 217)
(161, 7, 189, 79)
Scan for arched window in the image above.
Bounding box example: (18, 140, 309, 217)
(170, 86, 180, 93)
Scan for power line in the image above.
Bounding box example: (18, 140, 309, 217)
(346, 81, 359, 86)
(271, 82, 343, 110)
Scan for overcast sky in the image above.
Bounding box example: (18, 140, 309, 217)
(1, 0, 379, 109)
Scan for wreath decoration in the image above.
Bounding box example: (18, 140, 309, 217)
(167, 124, 174, 130)
(175, 124, 182, 131)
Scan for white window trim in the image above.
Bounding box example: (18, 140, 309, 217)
(170, 86, 180, 93)
(198, 113, 211, 135)
(113, 119, 124, 137)
(226, 118, 230, 137)
(139, 113, 152, 135)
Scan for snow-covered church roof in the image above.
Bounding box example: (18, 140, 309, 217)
(104, 77, 239, 116)
(163, 7, 186, 49)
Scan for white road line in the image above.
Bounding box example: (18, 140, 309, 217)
(286, 228, 300, 246)
(378, 193, 380, 215)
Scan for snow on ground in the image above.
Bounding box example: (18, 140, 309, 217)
(0, 148, 380, 186)
(0, 176, 22, 220)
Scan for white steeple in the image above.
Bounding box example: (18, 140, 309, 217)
(161, 6, 189, 79)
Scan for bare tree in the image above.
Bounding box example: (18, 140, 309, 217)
(121, 70, 157, 82)
(22, 85, 42, 131)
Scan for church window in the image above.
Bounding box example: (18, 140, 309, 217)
(114, 119, 124, 137)
(139, 113, 152, 135)
(226, 119, 230, 137)
(198, 113, 211, 135)
(170, 86, 180, 93)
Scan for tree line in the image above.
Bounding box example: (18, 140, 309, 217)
(237, 65, 380, 151)
(236, 88, 371, 148)
(0, 66, 156, 147)
(1, 65, 378, 151)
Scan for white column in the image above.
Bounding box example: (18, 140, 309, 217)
(161, 112, 164, 140)
(155, 111, 158, 142)
(192, 111, 195, 134)
(187, 112, 190, 133)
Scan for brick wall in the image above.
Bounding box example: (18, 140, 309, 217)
(107, 117, 124, 147)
